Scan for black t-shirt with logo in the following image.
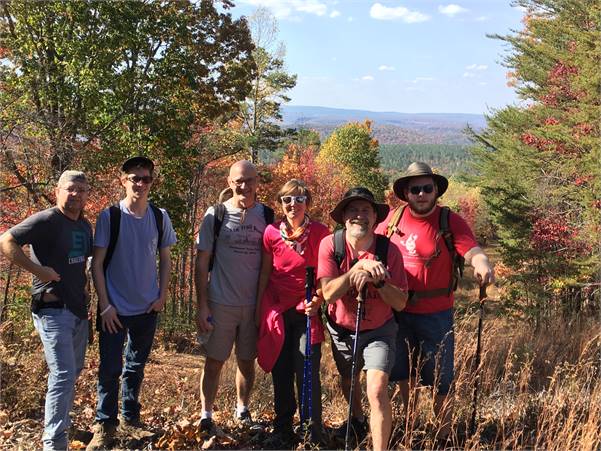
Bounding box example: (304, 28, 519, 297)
(9, 207, 93, 319)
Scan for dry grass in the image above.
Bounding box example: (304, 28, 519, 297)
(2, 297, 600, 449)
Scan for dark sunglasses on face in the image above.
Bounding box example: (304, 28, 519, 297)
(127, 175, 153, 184)
(281, 195, 307, 204)
(409, 184, 434, 195)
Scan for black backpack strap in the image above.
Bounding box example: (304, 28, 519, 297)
(209, 203, 226, 272)
(263, 204, 275, 225)
(374, 235, 390, 267)
(333, 228, 346, 268)
(103, 205, 121, 273)
(149, 203, 164, 250)
(439, 206, 465, 293)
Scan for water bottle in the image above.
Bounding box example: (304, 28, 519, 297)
(197, 316, 213, 345)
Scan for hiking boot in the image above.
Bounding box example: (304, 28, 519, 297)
(119, 418, 155, 439)
(333, 417, 368, 446)
(86, 422, 116, 450)
(263, 428, 299, 449)
(234, 410, 263, 432)
(199, 417, 216, 434)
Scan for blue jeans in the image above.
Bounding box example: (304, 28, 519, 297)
(32, 308, 88, 451)
(95, 312, 158, 425)
(390, 308, 454, 395)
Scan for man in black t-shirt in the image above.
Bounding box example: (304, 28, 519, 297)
(0, 170, 93, 451)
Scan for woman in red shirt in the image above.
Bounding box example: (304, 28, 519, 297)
(256, 179, 330, 448)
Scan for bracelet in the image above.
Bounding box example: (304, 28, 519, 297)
(99, 305, 113, 316)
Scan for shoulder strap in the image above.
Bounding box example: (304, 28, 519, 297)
(439, 206, 452, 253)
(386, 205, 406, 238)
(439, 206, 464, 292)
(149, 203, 164, 251)
(209, 203, 226, 272)
(103, 205, 121, 273)
(333, 228, 346, 268)
(263, 204, 275, 225)
(375, 235, 390, 267)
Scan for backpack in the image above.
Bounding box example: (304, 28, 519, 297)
(325, 229, 391, 336)
(208, 203, 275, 271)
(103, 203, 164, 273)
(385, 205, 464, 305)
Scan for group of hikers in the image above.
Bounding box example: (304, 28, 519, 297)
(0, 156, 494, 451)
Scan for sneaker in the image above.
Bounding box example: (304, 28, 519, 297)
(86, 423, 116, 451)
(263, 428, 299, 449)
(333, 417, 368, 446)
(199, 417, 215, 434)
(234, 410, 263, 432)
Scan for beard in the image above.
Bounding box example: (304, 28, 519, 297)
(407, 196, 437, 215)
(348, 222, 369, 239)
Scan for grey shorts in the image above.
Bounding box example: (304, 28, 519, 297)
(327, 318, 398, 377)
(203, 302, 257, 362)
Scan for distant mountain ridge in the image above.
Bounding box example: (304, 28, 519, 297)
(281, 105, 486, 145)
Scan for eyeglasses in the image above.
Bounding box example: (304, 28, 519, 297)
(60, 186, 90, 194)
(126, 175, 153, 184)
(281, 195, 307, 204)
(231, 177, 256, 187)
(409, 184, 434, 195)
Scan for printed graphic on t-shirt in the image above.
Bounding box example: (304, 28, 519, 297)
(399, 233, 418, 256)
(221, 223, 262, 256)
(68, 230, 90, 264)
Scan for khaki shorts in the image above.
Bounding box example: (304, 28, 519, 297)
(203, 302, 257, 362)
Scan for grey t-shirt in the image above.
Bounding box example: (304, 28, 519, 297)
(9, 207, 93, 319)
(196, 200, 268, 306)
(94, 201, 177, 316)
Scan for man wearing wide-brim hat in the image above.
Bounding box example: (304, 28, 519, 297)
(317, 187, 409, 451)
(375, 162, 494, 442)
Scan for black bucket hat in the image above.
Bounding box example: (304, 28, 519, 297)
(330, 187, 390, 225)
(121, 156, 155, 173)
(392, 162, 448, 201)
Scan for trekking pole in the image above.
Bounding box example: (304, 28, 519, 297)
(301, 266, 315, 432)
(469, 284, 487, 436)
(345, 285, 367, 451)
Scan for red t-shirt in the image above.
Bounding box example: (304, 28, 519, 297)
(375, 205, 478, 314)
(317, 233, 408, 331)
(263, 220, 330, 306)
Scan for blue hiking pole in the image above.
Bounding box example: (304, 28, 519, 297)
(301, 266, 315, 432)
(345, 285, 367, 451)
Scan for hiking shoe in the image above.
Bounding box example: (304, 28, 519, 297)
(119, 418, 155, 439)
(234, 410, 264, 432)
(333, 417, 368, 446)
(86, 422, 116, 450)
(263, 428, 299, 449)
(199, 417, 216, 434)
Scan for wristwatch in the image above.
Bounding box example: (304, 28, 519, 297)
(373, 279, 386, 289)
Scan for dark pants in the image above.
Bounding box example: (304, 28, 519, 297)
(271, 309, 322, 434)
(95, 312, 158, 425)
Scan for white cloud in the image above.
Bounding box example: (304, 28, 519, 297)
(412, 76, 435, 83)
(362, 75, 375, 81)
(347, 16, 354, 22)
(329, 9, 340, 18)
(370, 3, 430, 23)
(378, 65, 396, 71)
(241, 0, 328, 19)
(438, 4, 468, 17)
(462, 72, 476, 78)
(475, 15, 489, 22)
(466, 64, 488, 71)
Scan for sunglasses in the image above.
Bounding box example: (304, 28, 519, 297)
(127, 175, 153, 184)
(409, 184, 434, 195)
(281, 195, 307, 204)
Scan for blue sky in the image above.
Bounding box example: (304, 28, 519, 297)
(232, 0, 527, 114)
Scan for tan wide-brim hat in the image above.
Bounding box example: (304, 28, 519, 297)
(392, 162, 449, 201)
(330, 187, 390, 225)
